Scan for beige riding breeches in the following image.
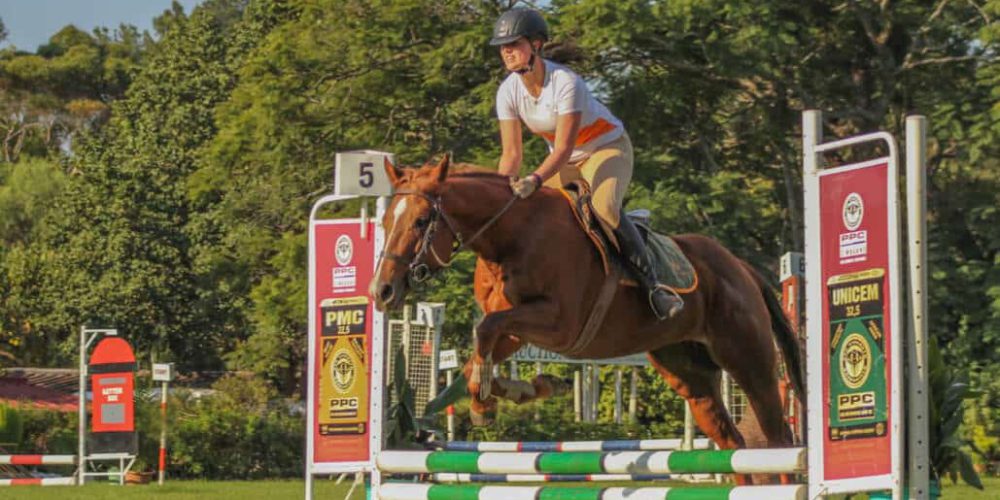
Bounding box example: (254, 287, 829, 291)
(543, 132, 634, 232)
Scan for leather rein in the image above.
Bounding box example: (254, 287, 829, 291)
(380, 187, 518, 284)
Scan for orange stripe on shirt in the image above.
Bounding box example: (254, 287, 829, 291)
(539, 117, 617, 146)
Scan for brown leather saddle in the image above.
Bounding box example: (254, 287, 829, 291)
(556, 180, 697, 293)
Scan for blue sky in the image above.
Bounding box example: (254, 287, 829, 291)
(0, 0, 204, 52)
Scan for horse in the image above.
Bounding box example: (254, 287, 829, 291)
(369, 154, 805, 480)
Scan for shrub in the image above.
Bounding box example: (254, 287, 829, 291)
(165, 374, 303, 479)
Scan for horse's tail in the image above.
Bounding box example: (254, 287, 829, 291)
(745, 262, 806, 407)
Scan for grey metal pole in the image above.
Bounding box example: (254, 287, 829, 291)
(906, 115, 930, 500)
(590, 363, 600, 422)
(628, 366, 638, 423)
(534, 362, 542, 421)
(573, 370, 582, 422)
(614, 368, 623, 424)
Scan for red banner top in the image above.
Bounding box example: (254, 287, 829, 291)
(90, 337, 136, 365)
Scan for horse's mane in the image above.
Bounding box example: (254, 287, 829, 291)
(447, 163, 507, 180)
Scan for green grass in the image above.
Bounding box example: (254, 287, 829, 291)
(938, 476, 1000, 499)
(0, 477, 996, 499)
(0, 479, 364, 499)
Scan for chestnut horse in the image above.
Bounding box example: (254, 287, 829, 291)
(370, 155, 804, 464)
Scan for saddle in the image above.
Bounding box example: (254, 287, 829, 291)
(556, 181, 698, 293)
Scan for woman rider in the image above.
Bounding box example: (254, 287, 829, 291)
(491, 8, 683, 320)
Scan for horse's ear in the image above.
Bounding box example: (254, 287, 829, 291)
(432, 153, 450, 183)
(384, 156, 403, 185)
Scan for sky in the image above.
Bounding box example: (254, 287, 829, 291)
(0, 0, 204, 53)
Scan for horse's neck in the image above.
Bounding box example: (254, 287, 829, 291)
(442, 177, 531, 262)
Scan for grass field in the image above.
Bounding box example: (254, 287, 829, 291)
(1, 477, 997, 499)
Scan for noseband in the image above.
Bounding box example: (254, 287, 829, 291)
(381, 186, 518, 284)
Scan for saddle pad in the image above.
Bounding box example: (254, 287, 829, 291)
(637, 222, 698, 293)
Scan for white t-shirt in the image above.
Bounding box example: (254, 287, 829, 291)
(496, 59, 624, 163)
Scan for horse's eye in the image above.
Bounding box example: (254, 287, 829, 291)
(414, 216, 430, 229)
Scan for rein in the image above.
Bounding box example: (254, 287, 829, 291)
(382, 183, 518, 284)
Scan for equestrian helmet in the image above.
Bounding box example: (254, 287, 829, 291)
(489, 8, 549, 46)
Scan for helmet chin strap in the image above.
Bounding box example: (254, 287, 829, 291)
(513, 44, 540, 75)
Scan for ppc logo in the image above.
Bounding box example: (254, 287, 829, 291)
(842, 193, 864, 230)
(335, 235, 353, 266)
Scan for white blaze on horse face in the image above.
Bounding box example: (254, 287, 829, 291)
(393, 197, 408, 228)
(374, 197, 409, 283)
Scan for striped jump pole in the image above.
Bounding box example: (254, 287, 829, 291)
(377, 448, 806, 475)
(0, 455, 76, 465)
(0, 477, 76, 486)
(379, 484, 806, 500)
(435, 438, 712, 452)
(0, 454, 78, 487)
(431, 473, 674, 483)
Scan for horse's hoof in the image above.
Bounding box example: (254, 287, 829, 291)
(470, 397, 497, 426)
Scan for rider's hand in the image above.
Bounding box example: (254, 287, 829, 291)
(510, 173, 542, 199)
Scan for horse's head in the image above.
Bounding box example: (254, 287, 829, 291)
(370, 154, 459, 311)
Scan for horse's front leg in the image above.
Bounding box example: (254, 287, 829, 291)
(465, 300, 559, 426)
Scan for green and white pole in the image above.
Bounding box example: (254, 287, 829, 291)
(377, 448, 806, 475)
(378, 484, 806, 500)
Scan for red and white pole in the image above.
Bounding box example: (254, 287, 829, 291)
(152, 362, 174, 486)
(445, 370, 455, 441)
(158, 379, 167, 485)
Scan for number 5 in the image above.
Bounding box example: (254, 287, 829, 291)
(359, 161, 374, 188)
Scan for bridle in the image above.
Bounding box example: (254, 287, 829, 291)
(380, 187, 518, 284)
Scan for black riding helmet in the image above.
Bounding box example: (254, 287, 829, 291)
(489, 8, 549, 46)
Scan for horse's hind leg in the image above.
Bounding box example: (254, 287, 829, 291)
(709, 308, 797, 484)
(648, 342, 750, 483)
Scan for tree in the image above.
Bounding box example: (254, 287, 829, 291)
(0, 158, 67, 365)
(191, 0, 505, 391)
(13, 0, 287, 369)
(0, 23, 152, 162)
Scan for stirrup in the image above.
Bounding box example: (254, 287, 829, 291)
(649, 284, 684, 321)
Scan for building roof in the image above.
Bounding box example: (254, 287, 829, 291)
(0, 369, 78, 412)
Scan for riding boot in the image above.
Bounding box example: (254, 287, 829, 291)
(613, 215, 684, 320)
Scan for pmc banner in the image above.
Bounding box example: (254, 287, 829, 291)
(309, 218, 377, 465)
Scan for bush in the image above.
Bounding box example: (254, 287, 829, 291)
(446, 392, 689, 443)
(0, 403, 24, 445)
(13, 406, 76, 453)
(165, 374, 303, 479)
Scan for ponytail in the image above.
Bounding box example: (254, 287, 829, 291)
(542, 39, 586, 65)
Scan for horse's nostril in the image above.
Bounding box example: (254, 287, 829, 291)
(378, 283, 394, 304)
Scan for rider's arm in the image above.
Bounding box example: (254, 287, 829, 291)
(532, 111, 581, 182)
(497, 118, 523, 177)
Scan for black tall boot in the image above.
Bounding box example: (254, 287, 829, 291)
(614, 215, 684, 320)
